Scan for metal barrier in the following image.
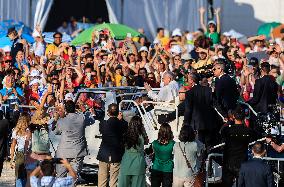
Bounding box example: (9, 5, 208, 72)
(262, 157, 284, 187)
(205, 153, 223, 187)
(141, 101, 179, 132)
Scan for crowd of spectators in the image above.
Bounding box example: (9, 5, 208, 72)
(0, 6, 283, 187)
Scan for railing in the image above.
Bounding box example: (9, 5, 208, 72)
(141, 100, 179, 132)
(118, 100, 152, 130)
(205, 153, 223, 187)
(262, 157, 284, 187)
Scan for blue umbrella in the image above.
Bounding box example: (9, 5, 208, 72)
(0, 37, 11, 48)
(0, 33, 34, 48)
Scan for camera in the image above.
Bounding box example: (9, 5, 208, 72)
(195, 64, 214, 79)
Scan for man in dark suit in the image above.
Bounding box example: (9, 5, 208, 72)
(213, 60, 239, 118)
(184, 73, 217, 147)
(221, 105, 256, 187)
(0, 111, 9, 176)
(248, 62, 278, 113)
(238, 141, 274, 187)
(97, 103, 128, 187)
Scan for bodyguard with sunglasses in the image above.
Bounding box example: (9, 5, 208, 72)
(213, 60, 239, 119)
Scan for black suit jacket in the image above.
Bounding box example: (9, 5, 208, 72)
(184, 85, 216, 130)
(248, 75, 278, 113)
(238, 158, 274, 187)
(0, 118, 9, 162)
(97, 117, 128, 163)
(215, 74, 239, 117)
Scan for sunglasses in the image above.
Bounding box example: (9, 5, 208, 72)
(54, 36, 62, 39)
(4, 61, 11, 63)
(212, 67, 220, 71)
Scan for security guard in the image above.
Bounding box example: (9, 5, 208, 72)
(220, 105, 256, 187)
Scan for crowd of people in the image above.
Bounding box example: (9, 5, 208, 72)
(0, 6, 283, 187)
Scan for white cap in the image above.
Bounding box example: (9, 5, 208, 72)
(208, 20, 216, 25)
(99, 61, 106, 66)
(170, 45, 182, 54)
(64, 93, 75, 101)
(29, 69, 40, 77)
(29, 79, 40, 86)
(181, 53, 192, 60)
(32, 30, 41, 38)
(126, 33, 132, 38)
(172, 29, 182, 37)
(2, 46, 11, 52)
(138, 46, 148, 52)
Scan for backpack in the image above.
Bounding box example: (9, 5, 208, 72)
(31, 126, 50, 154)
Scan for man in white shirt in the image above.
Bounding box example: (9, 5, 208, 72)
(144, 71, 179, 102)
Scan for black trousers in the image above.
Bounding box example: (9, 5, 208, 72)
(0, 159, 3, 177)
(198, 129, 218, 149)
(151, 169, 173, 187)
(222, 164, 240, 187)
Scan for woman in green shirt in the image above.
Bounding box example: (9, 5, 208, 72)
(151, 123, 175, 187)
(118, 116, 148, 187)
(199, 6, 221, 45)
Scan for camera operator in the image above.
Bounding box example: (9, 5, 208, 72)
(221, 105, 256, 187)
(30, 157, 76, 187)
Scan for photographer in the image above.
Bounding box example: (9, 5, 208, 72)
(30, 158, 76, 187)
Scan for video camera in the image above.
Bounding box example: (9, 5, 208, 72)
(256, 104, 281, 138)
(195, 64, 214, 79)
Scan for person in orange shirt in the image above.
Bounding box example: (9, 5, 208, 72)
(45, 32, 63, 56)
(155, 28, 169, 47)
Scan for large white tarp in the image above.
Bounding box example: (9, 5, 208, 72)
(106, 0, 207, 39)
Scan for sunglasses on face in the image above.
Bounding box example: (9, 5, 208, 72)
(54, 36, 62, 39)
(4, 61, 11, 63)
(212, 67, 220, 71)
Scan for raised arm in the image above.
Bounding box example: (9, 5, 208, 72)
(214, 8, 221, 33)
(199, 7, 207, 32)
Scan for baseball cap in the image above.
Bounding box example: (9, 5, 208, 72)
(172, 29, 182, 37)
(29, 79, 40, 86)
(170, 45, 182, 54)
(29, 69, 40, 77)
(138, 46, 148, 53)
(3, 56, 12, 61)
(208, 20, 216, 26)
(181, 53, 192, 61)
(118, 42, 124, 48)
(65, 93, 75, 101)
